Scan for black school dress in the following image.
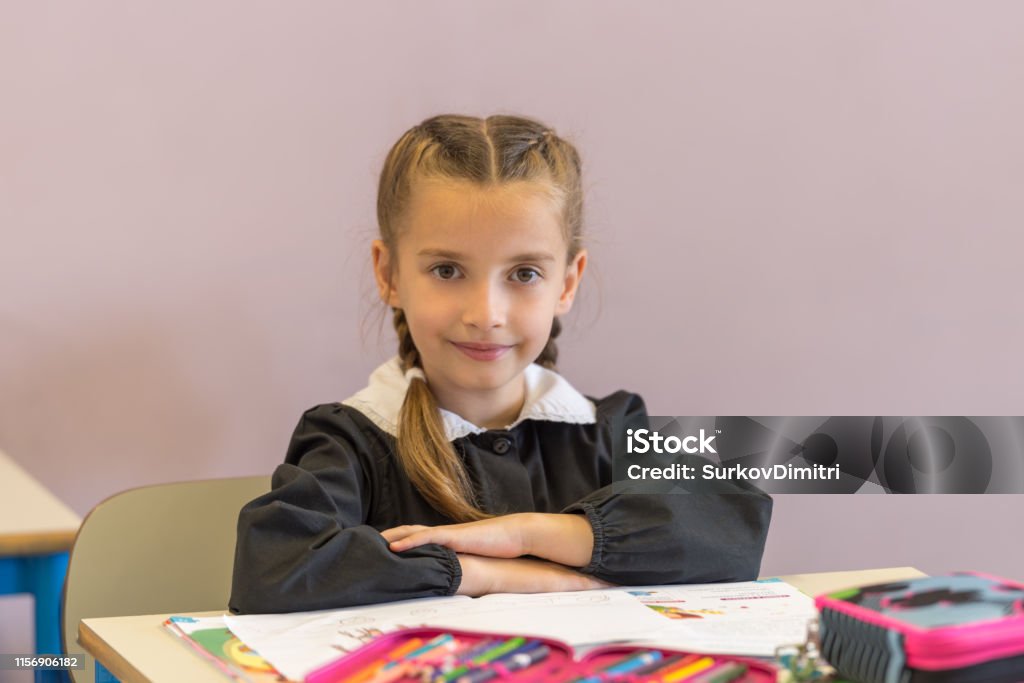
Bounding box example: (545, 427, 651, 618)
(229, 358, 772, 614)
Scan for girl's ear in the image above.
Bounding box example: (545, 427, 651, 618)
(371, 240, 401, 308)
(555, 249, 588, 316)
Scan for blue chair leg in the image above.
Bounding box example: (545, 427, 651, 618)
(0, 556, 19, 595)
(95, 660, 120, 683)
(0, 553, 71, 654)
(23, 552, 71, 656)
(1, 554, 74, 682)
(35, 669, 72, 683)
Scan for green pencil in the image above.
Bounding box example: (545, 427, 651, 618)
(689, 661, 748, 683)
(470, 637, 526, 664)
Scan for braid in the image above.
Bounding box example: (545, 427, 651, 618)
(391, 308, 490, 522)
(393, 309, 420, 369)
(534, 318, 561, 370)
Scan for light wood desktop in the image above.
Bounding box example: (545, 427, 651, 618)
(0, 448, 82, 655)
(0, 450, 81, 556)
(78, 566, 926, 683)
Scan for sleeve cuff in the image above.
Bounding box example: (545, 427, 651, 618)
(441, 546, 463, 596)
(572, 502, 606, 576)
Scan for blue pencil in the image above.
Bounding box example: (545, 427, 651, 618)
(401, 632, 454, 661)
(604, 650, 663, 675)
(571, 650, 663, 683)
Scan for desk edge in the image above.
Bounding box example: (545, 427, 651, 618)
(79, 619, 149, 683)
(0, 530, 78, 556)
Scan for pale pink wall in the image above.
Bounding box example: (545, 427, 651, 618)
(2, 2, 1023, 658)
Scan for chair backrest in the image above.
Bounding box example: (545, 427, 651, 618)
(62, 475, 270, 683)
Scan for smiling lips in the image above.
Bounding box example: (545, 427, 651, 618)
(451, 341, 513, 361)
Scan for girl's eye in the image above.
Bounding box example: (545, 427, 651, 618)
(430, 264, 461, 280)
(512, 268, 541, 284)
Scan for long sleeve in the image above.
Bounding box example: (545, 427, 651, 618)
(562, 393, 773, 585)
(228, 406, 462, 614)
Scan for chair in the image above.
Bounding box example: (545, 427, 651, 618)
(61, 476, 271, 683)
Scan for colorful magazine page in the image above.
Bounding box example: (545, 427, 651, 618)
(164, 615, 291, 683)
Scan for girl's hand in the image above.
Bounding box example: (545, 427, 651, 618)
(382, 515, 529, 559)
(455, 554, 615, 597)
(382, 513, 595, 567)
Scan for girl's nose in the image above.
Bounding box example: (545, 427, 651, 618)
(462, 281, 507, 330)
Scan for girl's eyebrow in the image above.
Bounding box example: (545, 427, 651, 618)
(417, 248, 556, 263)
(417, 248, 463, 259)
(509, 252, 557, 263)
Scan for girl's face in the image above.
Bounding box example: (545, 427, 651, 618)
(373, 179, 586, 412)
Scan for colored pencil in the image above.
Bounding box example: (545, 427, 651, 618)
(490, 640, 543, 663)
(363, 661, 417, 683)
(499, 643, 551, 674)
(343, 637, 425, 683)
(470, 637, 527, 664)
(433, 639, 513, 683)
(454, 644, 551, 683)
(638, 653, 700, 678)
(571, 650, 663, 683)
(457, 638, 501, 660)
(604, 650, 663, 675)
(661, 655, 716, 682)
(686, 661, 748, 683)
(402, 633, 455, 661)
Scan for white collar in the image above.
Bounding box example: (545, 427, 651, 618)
(342, 356, 597, 441)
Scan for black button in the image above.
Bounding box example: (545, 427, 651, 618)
(492, 437, 512, 454)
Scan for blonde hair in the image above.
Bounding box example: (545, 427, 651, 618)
(377, 114, 585, 521)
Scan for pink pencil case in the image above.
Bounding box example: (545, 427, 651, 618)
(305, 626, 777, 683)
(815, 571, 1024, 683)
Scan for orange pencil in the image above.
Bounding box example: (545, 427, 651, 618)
(660, 655, 716, 682)
(344, 637, 425, 683)
(640, 653, 701, 680)
(364, 661, 417, 683)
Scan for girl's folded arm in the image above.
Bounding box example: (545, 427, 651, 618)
(229, 407, 461, 614)
(229, 464, 461, 614)
(561, 482, 773, 586)
(557, 390, 774, 587)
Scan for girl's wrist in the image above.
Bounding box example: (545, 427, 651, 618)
(455, 554, 493, 596)
(516, 513, 540, 557)
(521, 512, 593, 568)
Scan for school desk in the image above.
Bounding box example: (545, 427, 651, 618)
(0, 448, 82, 657)
(76, 566, 926, 683)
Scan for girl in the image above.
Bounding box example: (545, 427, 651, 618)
(229, 114, 771, 614)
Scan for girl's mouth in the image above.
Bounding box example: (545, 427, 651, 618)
(451, 342, 513, 361)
